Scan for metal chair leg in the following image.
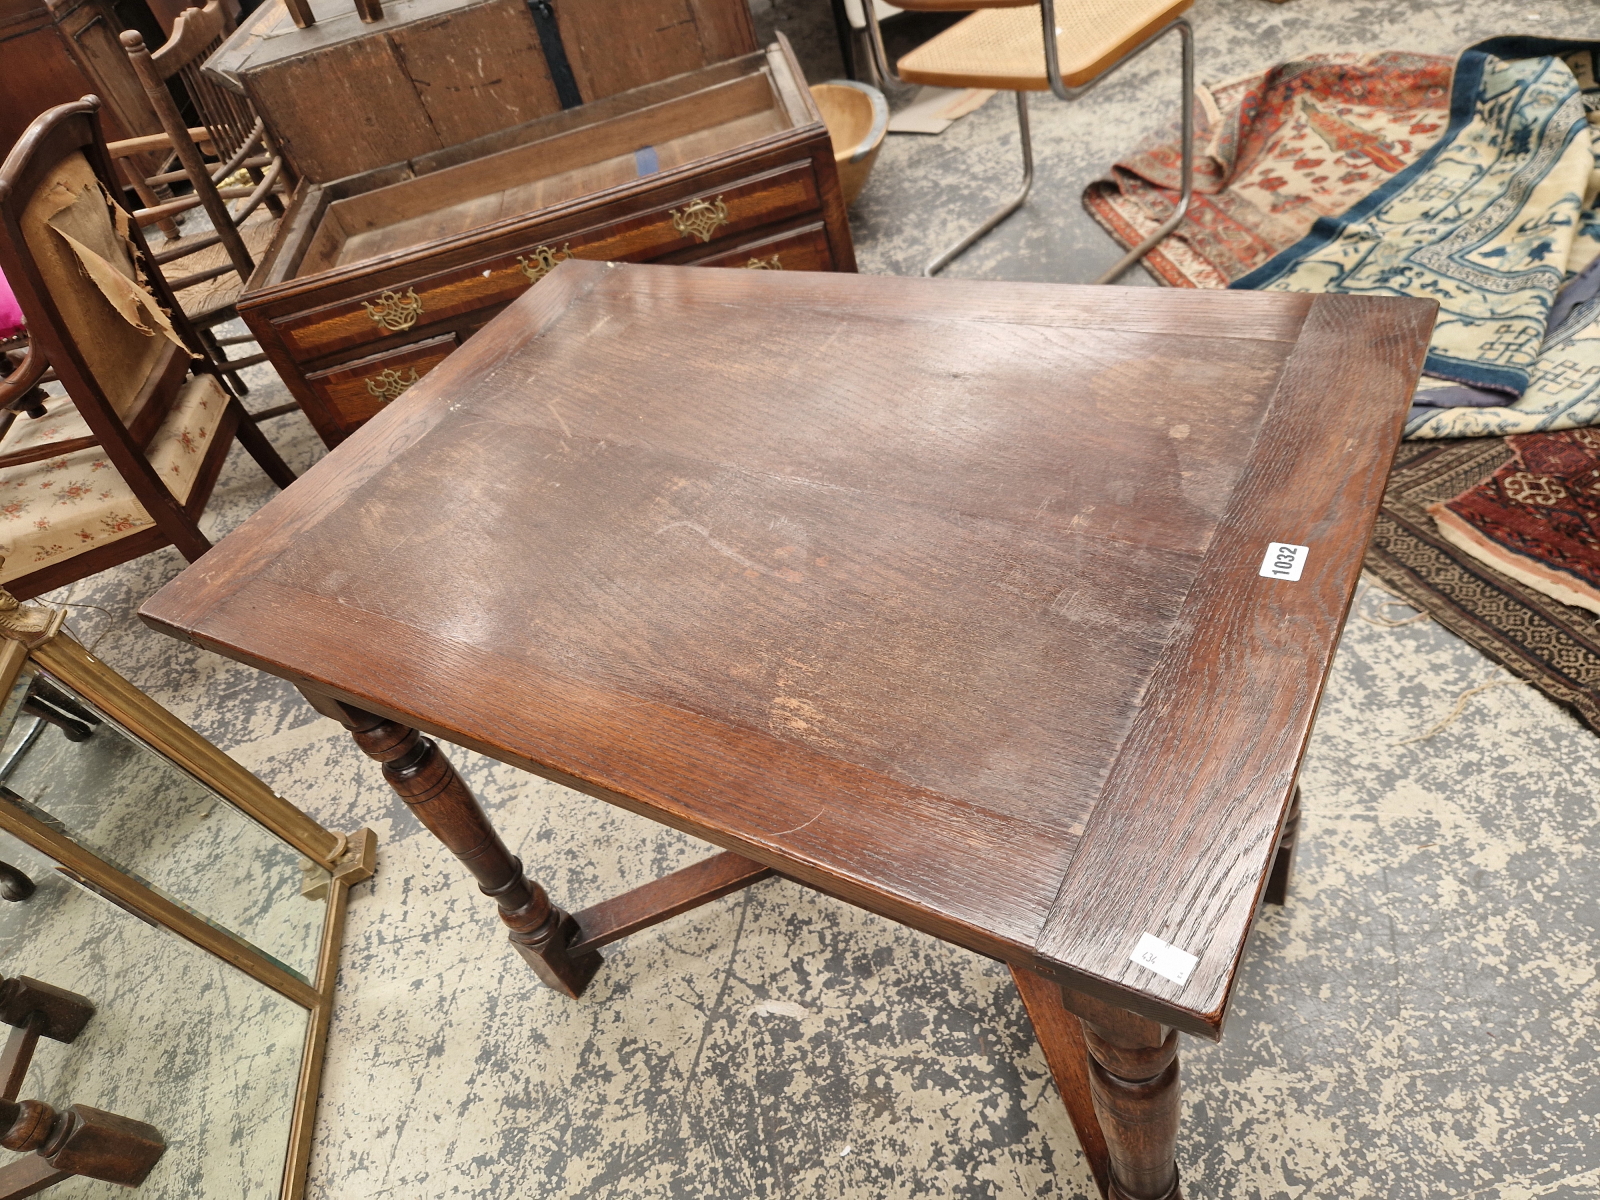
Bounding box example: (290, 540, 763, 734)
(926, 91, 1034, 276)
(1092, 17, 1195, 285)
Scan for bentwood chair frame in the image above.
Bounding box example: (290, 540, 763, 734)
(0, 97, 295, 600)
(858, 0, 1194, 279)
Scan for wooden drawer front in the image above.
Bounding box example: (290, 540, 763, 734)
(685, 222, 834, 273)
(571, 161, 821, 264)
(274, 161, 821, 363)
(303, 335, 458, 430)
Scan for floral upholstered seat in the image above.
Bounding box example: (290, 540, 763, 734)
(0, 374, 226, 585)
(0, 98, 294, 600)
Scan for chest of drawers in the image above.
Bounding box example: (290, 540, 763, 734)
(239, 39, 854, 447)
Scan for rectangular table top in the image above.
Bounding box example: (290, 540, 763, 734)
(141, 262, 1434, 1035)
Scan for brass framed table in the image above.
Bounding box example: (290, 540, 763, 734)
(140, 262, 1434, 1199)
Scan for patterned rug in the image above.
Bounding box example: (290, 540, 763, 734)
(1431, 428, 1600, 614)
(1087, 36, 1600, 439)
(1084, 51, 1454, 289)
(1365, 435, 1600, 733)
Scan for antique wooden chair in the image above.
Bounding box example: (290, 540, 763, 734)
(0, 97, 296, 601)
(859, 0, 1194, 278)
(113, 1, 296, 401)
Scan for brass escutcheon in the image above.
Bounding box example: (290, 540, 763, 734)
(670, 196, 730, 243)
(517, 245, 571, 284)
(362, 288, 423, 333)
(364, 366, 422, 403)
(742, 254, 783, 270)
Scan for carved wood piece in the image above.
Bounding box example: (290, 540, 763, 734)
(0, 1101, 165, 1191)
(0, 1099, 53, 1153)
(0, 866, 32, 904)
(332, 703, 601, 997)
(1059, 989, 1181, 1200)
(0, 979, 93, 1045)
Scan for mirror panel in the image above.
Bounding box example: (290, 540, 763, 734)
(0, 664, 329, 982)
(0, 830, 308, 1200)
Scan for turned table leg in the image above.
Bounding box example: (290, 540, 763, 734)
(1055, 986, 1181, 1200)
(328, 700, 601, 997)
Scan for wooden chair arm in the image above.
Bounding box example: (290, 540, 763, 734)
(0, 344, 47, 410)
(134, 182, 257, 227)
(106, 128, 216, 159)
(134, 195, 204, 224)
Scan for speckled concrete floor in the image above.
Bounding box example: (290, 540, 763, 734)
(33, 1, 1600, 1196)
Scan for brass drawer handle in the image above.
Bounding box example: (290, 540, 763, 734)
(364, 366, 421, 403)
(671, 196, 730, 243)
(742, 254, 782, 270)
(517, 245, 571, 284)
(362, 288, 423, 333)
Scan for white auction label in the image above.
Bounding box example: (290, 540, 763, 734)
(1129, 932, 1198, 987)
(1259, 542, 1309, 582)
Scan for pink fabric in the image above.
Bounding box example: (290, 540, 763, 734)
(0, 266, 23, 340)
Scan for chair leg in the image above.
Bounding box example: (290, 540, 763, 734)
(1093, 17, 1196, 285)
(926, 91, 1035, 277)
(228, 399, 297, 489)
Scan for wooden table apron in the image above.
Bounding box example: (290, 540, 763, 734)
(139, 262, 1435, 1200)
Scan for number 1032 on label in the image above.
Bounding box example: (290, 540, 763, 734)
(1259, 542, 1309, 582)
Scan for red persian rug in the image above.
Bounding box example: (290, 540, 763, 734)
(1083, 51, 1452, 288)
(1431, 429, 1600, 615)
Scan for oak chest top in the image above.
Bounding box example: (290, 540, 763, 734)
(142, 263, 1434, 1034)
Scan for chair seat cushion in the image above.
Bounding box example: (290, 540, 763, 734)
(0, 373, 227, 584)
(898, 0, 1191, 91)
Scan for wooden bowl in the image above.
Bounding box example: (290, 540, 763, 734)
(809, 81, 888, 206)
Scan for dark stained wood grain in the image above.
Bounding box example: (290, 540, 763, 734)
(1034, 293, 1435, 1036)
(140, 263, 1431, 1179)
(0, 978, 93, 1046)
(143, 265, 1424, 986)
(555, 0, 755, 104)
(0, 1100, 165, 1189)
(0, 0, 162, 154)
(1064, 988, 1181, 1200)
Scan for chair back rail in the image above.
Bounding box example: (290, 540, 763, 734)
(151, 1, 259, 166)
(121, 28, 258, 283)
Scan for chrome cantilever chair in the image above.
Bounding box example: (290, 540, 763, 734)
(859, 0, 1194, 279)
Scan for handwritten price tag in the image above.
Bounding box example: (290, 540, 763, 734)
(1129, 933, 1198, 987)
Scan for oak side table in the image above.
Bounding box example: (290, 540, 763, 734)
(140, 262, 1435, 1199)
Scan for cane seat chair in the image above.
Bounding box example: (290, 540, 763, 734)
(112, 1, 294, 401)
(863, 0, 1194, 278)
(0, 97, 295, 600)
